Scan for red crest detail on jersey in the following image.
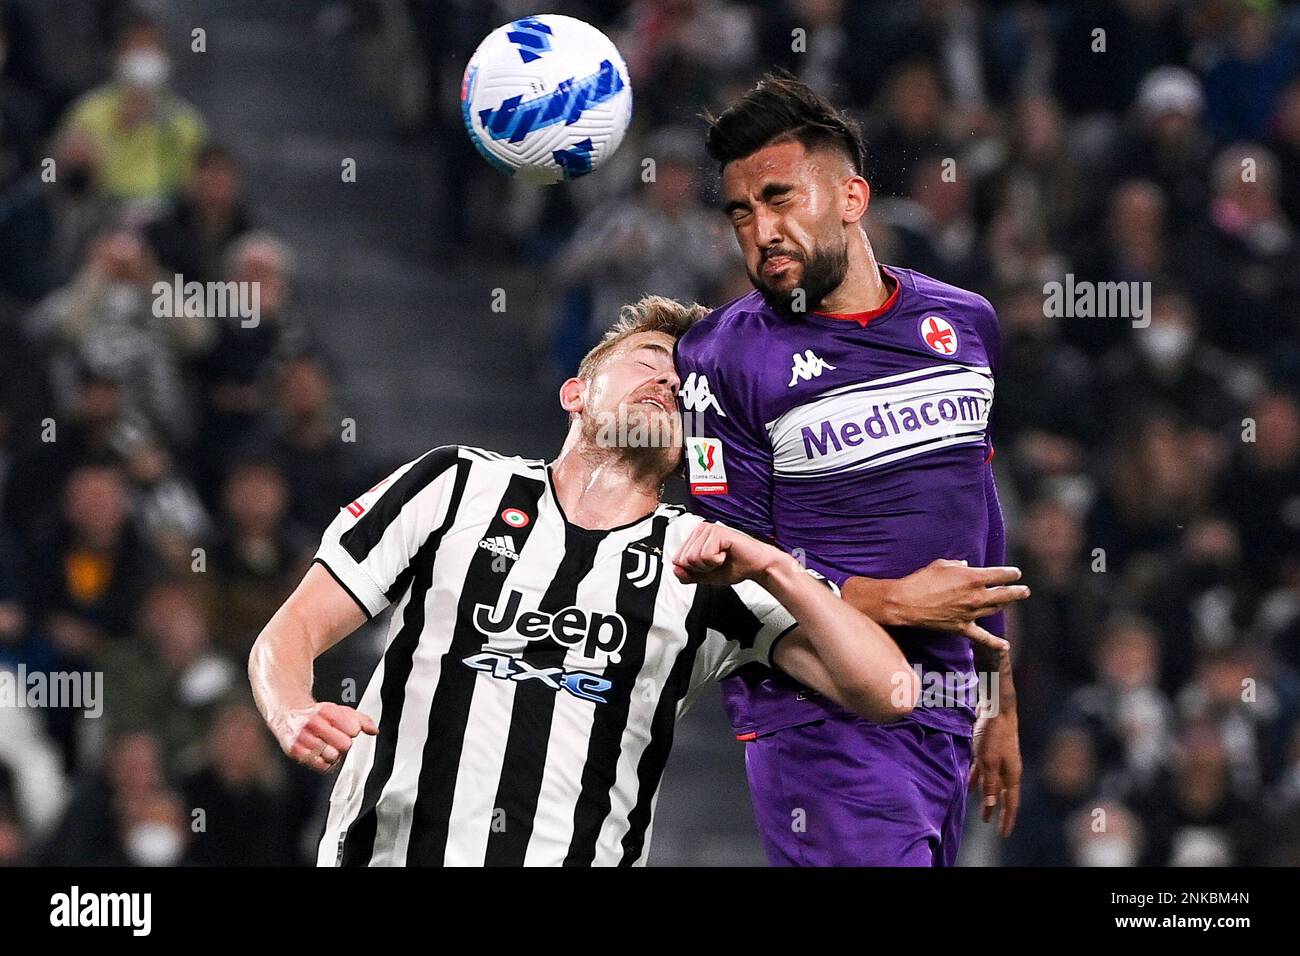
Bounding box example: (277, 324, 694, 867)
(919, 315, 959, 355)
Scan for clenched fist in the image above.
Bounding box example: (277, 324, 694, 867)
(276, 701, 378, 772)
(672, 520, 786, 586)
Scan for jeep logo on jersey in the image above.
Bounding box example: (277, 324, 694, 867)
(788, 349, 836, 386)
(679, 372, 726, 417)
(919, 315, 958, 355)
(473, 589, 627, 662)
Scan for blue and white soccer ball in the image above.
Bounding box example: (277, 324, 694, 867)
(460, 14, 633, 184)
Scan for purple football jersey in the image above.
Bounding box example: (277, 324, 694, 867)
(675, 266, 1006, 738)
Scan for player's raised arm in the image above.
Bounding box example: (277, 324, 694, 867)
(250, 444, 467, 772)
(249, 564, 377, 772)
(673, 521, 919, 722)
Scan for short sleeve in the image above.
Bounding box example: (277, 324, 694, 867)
(702, 579, 798, 681)
(313, 445, 464, 618)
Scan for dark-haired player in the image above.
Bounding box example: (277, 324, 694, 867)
(676, 73, 1027, 865)
(250, 296, 916, 866)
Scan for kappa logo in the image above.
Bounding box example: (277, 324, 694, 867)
(626, 543, 662, 589)
(679, 372, 727, 417)
(478, 535, 519, 561)
(788, 349, 836, 386)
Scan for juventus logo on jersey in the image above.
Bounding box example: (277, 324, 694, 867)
(625, 544, 662, 589)
(788, 349, 837, 387)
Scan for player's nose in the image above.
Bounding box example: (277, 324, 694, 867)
(753, 206, 783, 247)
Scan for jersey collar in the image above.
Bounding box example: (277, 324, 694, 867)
(808, 265, 901, 328)
(545, 464, 658, 536)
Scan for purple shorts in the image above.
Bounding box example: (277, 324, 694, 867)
(744, 715, 973, 866)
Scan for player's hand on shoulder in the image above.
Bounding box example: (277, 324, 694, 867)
(671, 520, 783, 587)
(278, 701, 379, 773)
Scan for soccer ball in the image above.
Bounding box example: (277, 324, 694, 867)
(460, 14, 633, 185)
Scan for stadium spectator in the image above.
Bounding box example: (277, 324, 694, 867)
(97, 579, 238, 774)
(25, 461, 155, 657)
(200, 455, 312, 657)
(192, 232, 307, 504)
(257, 350, 375, 531)
(146, 142, 253, 284)
(39, 729, 173, 865)
(0, 129, 113, 305)
(27, 227, 209, 446)
(55, 14, 206, 207)
(1004, 726, 1101, 866)
(1201, 1, 1297, 143)
(182, 702, 298, 866)
(553, 127, 732, 369)
(1066, 614, 1175, 794)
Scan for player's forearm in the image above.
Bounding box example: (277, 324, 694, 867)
(975, 641, 1016, 713)
(976, 462, 1016, 712)
(837, 574, 910, 627)
(250, 564, 370, 738)
(756, 557, 913, 717)
(249, 605, 319, 742)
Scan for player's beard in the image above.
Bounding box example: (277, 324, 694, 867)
(578, 402, 682, 481)
(749, 234, 849, 315)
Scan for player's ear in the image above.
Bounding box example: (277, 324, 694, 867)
(843, 175, 869, 225)
(559, 376, 586, 415)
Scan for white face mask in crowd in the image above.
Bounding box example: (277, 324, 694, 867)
(1139, 322, 1194, 369)
(124, 822, 185, 866)
(116, 48, 171, 90)
(1076, 836, 1140, 867)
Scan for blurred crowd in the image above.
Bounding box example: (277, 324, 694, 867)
(3, 0, 1300, 867)
(0, 3, 382, 865)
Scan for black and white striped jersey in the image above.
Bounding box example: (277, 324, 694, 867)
(313, 444, 801, 867)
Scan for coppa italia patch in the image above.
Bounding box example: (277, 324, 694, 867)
(500, 507, 530, 528)
(687, 437, 727, 495)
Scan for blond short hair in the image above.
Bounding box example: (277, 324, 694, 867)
(576, 295, 709, 383)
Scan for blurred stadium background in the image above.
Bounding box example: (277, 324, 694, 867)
(1, 0, 1299, 866)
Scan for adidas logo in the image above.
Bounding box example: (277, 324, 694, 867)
(478, 535, 519, 561)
